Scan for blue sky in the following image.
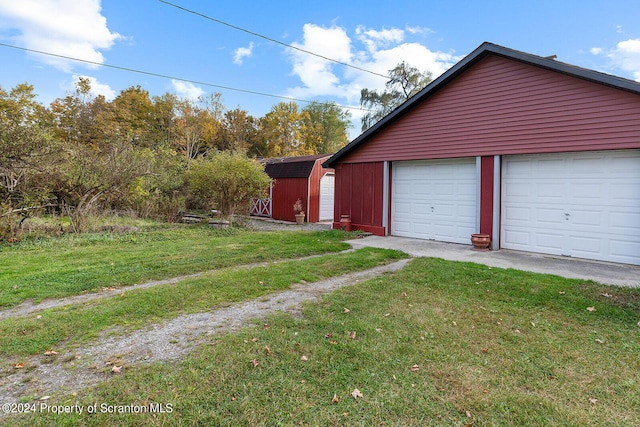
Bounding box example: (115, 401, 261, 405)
(1, 0, 640, 139)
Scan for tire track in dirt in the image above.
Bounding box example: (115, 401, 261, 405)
(0, 258, 410, 408)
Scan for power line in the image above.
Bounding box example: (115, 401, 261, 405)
(158, 0, 389, 80)
(0, 42, 370, 112)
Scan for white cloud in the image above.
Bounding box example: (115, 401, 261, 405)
(171, 79, 204, 100)
(591, 38, 640, 81)
(356, 26, 405, 52)
(0, 0, 122, 71)
(284, 23, 459, 104)
(283, 23, 460, 140)
(233, 42, 254, 65)
(70, 74, 116, 100)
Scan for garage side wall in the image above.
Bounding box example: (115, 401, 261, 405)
(333, 162, 385, 235)
(342, 55, 640, 163)
(271, 177, 308, 222)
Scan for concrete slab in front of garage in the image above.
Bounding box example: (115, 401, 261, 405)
(346, 235, 640, 288)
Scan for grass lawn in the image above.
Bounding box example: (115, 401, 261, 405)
(7, 257, 640, 426)
(0, 247, 406, 357)
(0, 225, 351, 307)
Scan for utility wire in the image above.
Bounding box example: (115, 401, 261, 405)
(0, 42, 371, 112)
(158, 0, 389, 80)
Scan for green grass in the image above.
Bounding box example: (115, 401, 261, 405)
(0, 225, 351, 307)
(8, 257, 639, 426)
(0, 247, 406, 357)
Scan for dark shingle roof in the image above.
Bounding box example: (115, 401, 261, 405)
(263, 154, 331, 179)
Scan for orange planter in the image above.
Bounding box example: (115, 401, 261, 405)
(470, 233, 491, 250)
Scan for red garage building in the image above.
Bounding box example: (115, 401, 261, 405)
(251, 154, 335, 223)
(325, 42, 640, 265)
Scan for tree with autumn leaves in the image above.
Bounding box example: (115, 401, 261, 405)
(0, 78, 351, 238)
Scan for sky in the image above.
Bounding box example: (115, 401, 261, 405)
(1, 0, 640, 140)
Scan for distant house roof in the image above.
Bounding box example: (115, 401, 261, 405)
(263, 154, 332, 179)
(324, 41, 640, 168)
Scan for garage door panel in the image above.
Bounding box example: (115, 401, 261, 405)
(413, 203, 431, 215)
(534, 232, 565, 252)
(536, 208, 565, 225)
(611, 183, 640, 201)
(570, 182, 604, 200)
(394, 182, 412, 195)
(457, 203, 477, 219)
(504, 206, 531, 222)
(392, 158, 477, 244)
(502, 229, 531, 247)
(610, 211, 640, 231)
(610, 240, 640, 264)
(502, 150, 640, 265)
(504, 182, 531, 197)
(570, 209, 603, 227)
(538, 158, 566, 173)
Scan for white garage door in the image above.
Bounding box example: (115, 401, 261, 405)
(319, 173, 334, 221)
(392, 158, 477, 244)
(501, 150, 640, 265)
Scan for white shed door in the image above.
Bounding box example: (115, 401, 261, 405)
(501, 150, 640, 265)
(319, 173, 335, 221)
(392, 158, 477, 244)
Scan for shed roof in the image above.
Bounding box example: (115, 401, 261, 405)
(324, 41, 640, 168)
(263, 154, 331, 179)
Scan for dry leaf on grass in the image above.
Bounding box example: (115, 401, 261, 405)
(587, 306, 596, 312)
(251, 337, 259, 342)
(589, 398, 598, 405)
(44, 350, 59, 356)
(263, 346, 272, 356)
(331, 394, 339, 404)
(343, 308, 350, 313)
(250, 359, 259, 368)
(410, 364, 420, 372)
(301, 355, 308, 361)
(111, 365, 122, 373)
(349, 331, 357, 339)
(351, 388, 363, 399)
(600, 292, 612, 298)
(12, 362, 24, 369)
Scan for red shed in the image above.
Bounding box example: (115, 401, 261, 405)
(251, 154, 334, 223)
(325, 42, 640, 265)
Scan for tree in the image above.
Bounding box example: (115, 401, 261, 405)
(173, 93, 224, 160)
(185, 151, 271, 223)
(301, 101, 351, 154)
(260, 102, 306, 157)
(0, 83, 57, 204)
(220, 108, 260, 154)
(360, 62, 432, 131)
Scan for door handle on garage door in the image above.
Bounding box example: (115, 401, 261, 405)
(564, 212, 570, 220)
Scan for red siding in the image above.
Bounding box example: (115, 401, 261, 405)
(343, 55, 640, 163)
(333, 162, 385, 235)
(271, 177, 308, 222)
(307, 158, 333, 223)
(479, 156, 494, 236)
